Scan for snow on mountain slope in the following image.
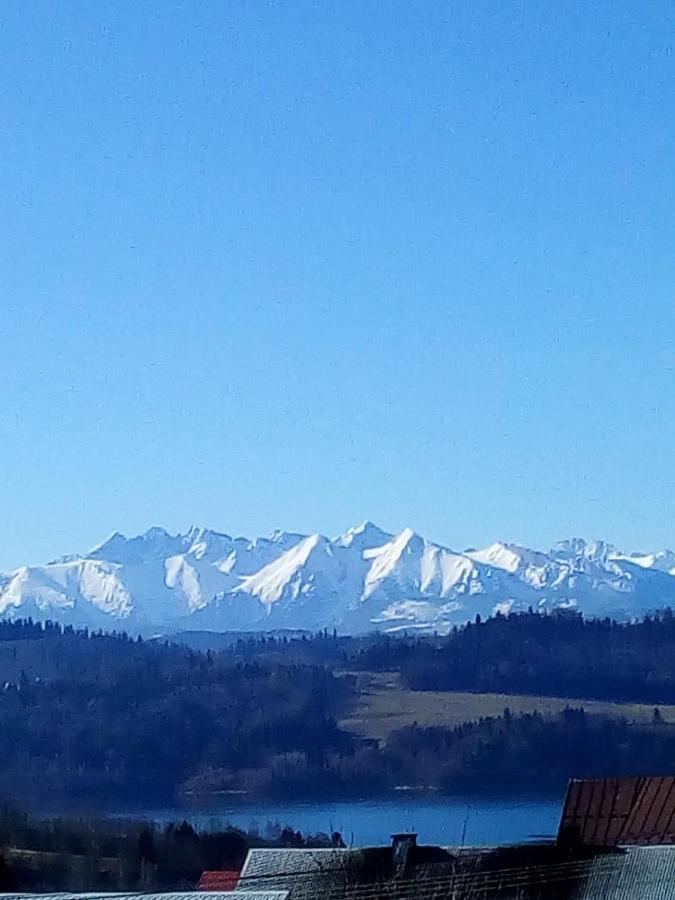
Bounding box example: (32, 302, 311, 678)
(363, 528, 425, 598)
(467, 541, 550, 575)
(613, 548, 675, 575)
(161, 527, 301, 614)
(229, 534, 356, 629)
(362, 529, 499, 602)
(4, 525, 675, 633)
(335, 521, 394, 551)
(90, 527, 185, 565)
(235, 534, 334, 606)
(0, 559, 133, 621)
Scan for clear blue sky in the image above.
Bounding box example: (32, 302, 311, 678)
(2, 1, 675, 569)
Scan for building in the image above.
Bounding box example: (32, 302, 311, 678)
(228, 806, 675, 900)
(7, 778, 675, 899)
(558, 776, 675, 848)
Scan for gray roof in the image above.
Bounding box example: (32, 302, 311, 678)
(238, 844, 675, 900)
(238, 849, 361, 900)
(572, 846, 675, 899)
(240, 849, 353, 880)
(11, 845, 675, 900)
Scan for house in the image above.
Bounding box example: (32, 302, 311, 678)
(8, 778, 675, 900)
(234, 824, 675, 900)
(236, 835, 470, 900)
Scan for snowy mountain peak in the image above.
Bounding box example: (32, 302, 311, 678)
(268, 528, 306, 546)
(183, 527, 235, 561)
(467, 541, 550, 574)
(88, 531, 131, 562)
(143, 526, 171, 539)
(4, 524, 675, 635)
(185, 525, 232, 545)
(88, 527, 185, 565)
(380, 527, 425, 555)
(234, 533, 333, 608)
(335, 520, 392, 550)
(89, 530, 126, 554)
(608, 547, 675, 577)
(551, 537, 617, 562)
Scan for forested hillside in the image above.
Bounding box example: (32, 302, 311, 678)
(0, 621, 354, 801)
(4, 614, 675, 802)
(349, 611, 675, 702)
(386, 708, 675, 791)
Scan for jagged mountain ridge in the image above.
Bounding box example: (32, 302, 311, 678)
(2, 523, 675, 634)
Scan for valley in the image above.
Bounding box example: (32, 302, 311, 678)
(341, 671, 675, 743)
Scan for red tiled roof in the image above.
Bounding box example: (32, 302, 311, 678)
(197, 868, 241, 891)
(559, 776, 675, 847)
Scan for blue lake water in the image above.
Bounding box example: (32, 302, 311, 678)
(104, 795, 564, 847)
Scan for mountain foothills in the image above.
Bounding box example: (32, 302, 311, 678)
(5, 615, 675, 803)
(3, 522, 675, 633)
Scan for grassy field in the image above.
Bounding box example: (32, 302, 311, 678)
(340, 671, 675, 743)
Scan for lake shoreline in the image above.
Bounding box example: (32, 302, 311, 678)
(22, 794, 566, 848)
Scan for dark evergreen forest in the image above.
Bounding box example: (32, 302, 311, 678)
(3, 613, 675, 801)
(0, 805, 340, 892)
(349, 610, 675, 702)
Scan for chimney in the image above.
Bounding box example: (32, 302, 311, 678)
(391, 833, 417, 874)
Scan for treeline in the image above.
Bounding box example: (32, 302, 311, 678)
(384, 707, 675, 792)
(169, 610, 675, 705)
(0, 806, 341, 892)
(0, 620, 354, 801)
(6, 616, 675, 801)
(348, 611, 675, 703)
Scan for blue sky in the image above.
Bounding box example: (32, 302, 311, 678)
(2, 1, 675, 569)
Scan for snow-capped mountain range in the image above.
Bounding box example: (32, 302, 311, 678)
(3, 523, 675, 634)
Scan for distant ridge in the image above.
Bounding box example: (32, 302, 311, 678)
(2, 523, 675, 633)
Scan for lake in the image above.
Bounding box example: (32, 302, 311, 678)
(102, 795, 564, 847)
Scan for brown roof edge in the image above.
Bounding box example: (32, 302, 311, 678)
(557, 776, 675, 848)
